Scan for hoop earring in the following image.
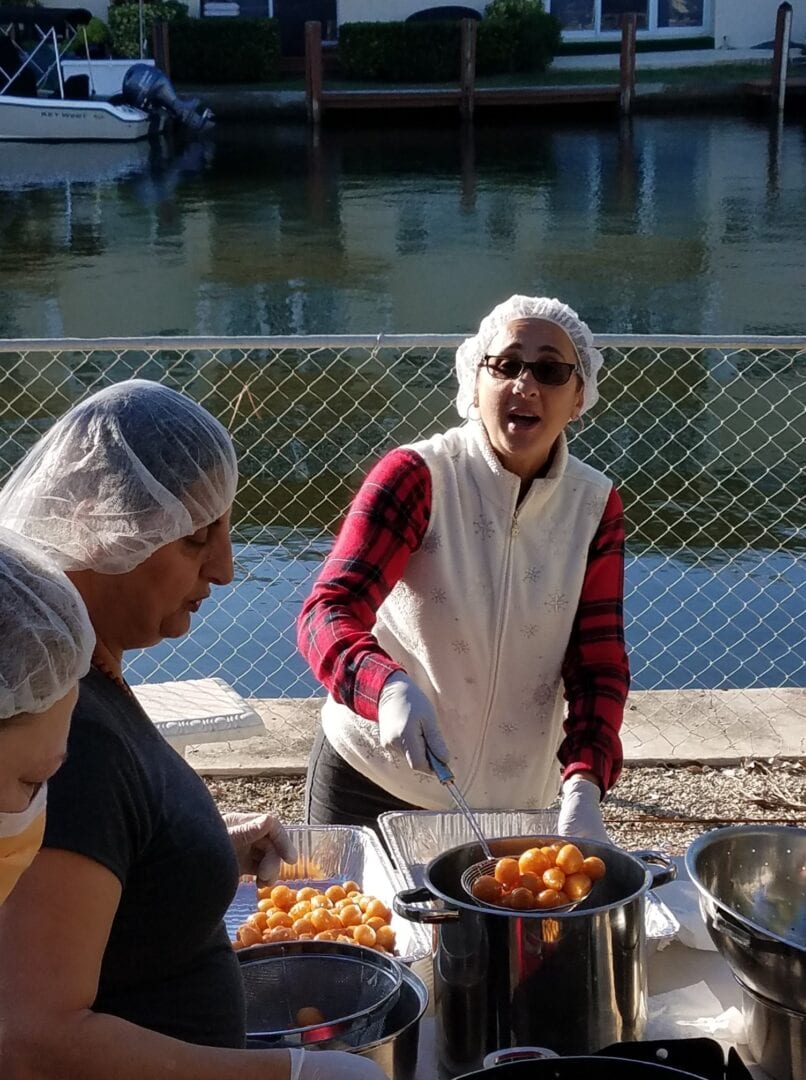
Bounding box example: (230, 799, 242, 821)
(569, 413, 585, 432)
(467, 402, 481, 421)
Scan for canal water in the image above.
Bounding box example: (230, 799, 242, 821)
(0, 113, 803, 696)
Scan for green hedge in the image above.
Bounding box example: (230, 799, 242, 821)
(168, 18, 279, 83)
(109, 0, 187, 60)
(339, 3, 560, 82)
(338, 22, 459, 82)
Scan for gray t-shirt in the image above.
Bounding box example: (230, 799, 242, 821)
(44, 668, 246, 1048)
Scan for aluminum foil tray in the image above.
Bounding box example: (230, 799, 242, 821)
(378, 809, 679, 949)
(379, 808, 560, 889)
(224, 824, 431, 965)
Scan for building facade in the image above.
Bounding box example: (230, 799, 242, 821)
(335, 0, 803, 50)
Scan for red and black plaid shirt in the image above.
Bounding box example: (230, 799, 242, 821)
(298, 447, 628, 793)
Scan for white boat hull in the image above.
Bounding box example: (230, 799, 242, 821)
(0, 94, 152, 142)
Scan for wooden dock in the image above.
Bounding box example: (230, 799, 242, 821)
(305, 15, 636, 124)
(743, 77, 806, 102)
(317, 85, 621, 112)
(742, 2, 801, 112)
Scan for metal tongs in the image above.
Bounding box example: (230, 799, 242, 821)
(426, 746, 493, 860)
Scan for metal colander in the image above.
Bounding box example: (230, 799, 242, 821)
(238, 940, 403, 1048)
(460, 843, 592, 915)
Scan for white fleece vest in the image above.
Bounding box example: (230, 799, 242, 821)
(322, 422, 612, 810)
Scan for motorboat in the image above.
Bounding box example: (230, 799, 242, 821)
(0, 7, 212, 142)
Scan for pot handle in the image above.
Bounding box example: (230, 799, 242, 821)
(483, 1047, 560, 1067)
(711, 906, 788, 954)
(393, 886, 461, 924)
(631, 850, 677, 890)
(712, 909, 753, 950)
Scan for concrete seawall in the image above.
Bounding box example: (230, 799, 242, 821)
(185, 687, 806, 776)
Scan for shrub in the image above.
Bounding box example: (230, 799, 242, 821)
(339, 7, 560, 82)
(168, 18, 280, 83)
(338, 22, 460, 82)
(477, 0, 560, 74)
(64, 16, 113, 56)
(108, 0, 187, 59)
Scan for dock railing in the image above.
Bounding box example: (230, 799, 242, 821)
(0, 333, 803, 759)
(304, 13, 637, 122)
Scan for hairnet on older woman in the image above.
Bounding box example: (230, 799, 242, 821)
(455, 295, 605, 419)
(0, 528, 94, 719)
(0, 380, 237, 576)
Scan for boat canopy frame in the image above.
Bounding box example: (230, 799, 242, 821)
(0, 25, 72, 98)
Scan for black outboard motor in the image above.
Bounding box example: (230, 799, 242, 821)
(122, 63, 213, 132)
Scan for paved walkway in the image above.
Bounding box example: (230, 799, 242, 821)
(184, 688, 806, 776)
(552, 47, 776, 71)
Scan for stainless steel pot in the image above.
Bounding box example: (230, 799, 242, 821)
(393, 835, 675, 1077)
(356, 963, 429, 1080)
(739, 980, 805, 1080)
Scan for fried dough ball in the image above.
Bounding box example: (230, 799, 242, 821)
(233, 879, 399, 955)
(582, 856, 607, 881)
(474, 843, 606, 912)
(375, 925, 396, 951)
(542, 867, 566, 892)
(471, 874, 503, 905)
(508, 887, 536, 910)
(518, 848, 551, 877)
(295, 1006, 325, 1027)
(519, 872, 542, 894)
(564, 872, 593, 901)
(555, 844, 584, 876)
(353, 924, 377, 948)
(494, 858, 521, 889)
(270, 885, 295, 911)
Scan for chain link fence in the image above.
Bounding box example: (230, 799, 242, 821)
(0, 334, 803, 758)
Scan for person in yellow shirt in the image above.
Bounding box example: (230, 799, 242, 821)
(0, 527, 93, 904)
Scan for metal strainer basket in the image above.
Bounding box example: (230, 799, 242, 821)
(238, 939, 403, 1049)
(460, 838, 592, 915)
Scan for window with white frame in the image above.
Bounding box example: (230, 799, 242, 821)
(601, 1, 647, 32)
(657, 0, 704, 28)
(546, 0, 707, 33)
(550, 0, 595, 30)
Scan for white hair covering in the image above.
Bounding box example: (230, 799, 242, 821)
(0, 527, 93, 719)
(455, 295, 604, 419)
(0, 380, 237, 575)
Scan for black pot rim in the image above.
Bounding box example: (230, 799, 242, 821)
(420, 835, 654, 919)
(455, 1053, 706, 1078)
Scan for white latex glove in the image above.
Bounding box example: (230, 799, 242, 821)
(557, 774, 613, 845)
(288, 1048, 388, 1080)
(377, 671, 449, 774)
(223, 812, 297, 884)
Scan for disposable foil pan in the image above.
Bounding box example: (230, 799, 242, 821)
(378, 809, 679, 949)
(224, 824, 432, 964)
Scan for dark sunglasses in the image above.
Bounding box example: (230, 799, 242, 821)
(483, 354, 580, 387)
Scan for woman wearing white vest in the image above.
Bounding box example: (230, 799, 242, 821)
(299, 295, 629, 843)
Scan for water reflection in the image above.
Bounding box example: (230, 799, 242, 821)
(0, 115, 804, 693)
(1, 114, 805, 337)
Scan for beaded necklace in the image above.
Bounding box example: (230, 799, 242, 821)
(90, 647, 135, 699)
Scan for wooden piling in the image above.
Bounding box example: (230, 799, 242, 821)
(305, 20, 323, 125)
(152, 20, 171, 78)
(771, 1, 792, 114)
(459, 19, 477, 121)
(619, 13, 636, 116)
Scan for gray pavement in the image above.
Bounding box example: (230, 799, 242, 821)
(552, 47, 776, 71)
(184, 688, 806, 776)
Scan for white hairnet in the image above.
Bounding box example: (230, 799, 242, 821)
(455, 295, 604, 419)
(0, 527, 93, 719)
(0, 380, 237, 575)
